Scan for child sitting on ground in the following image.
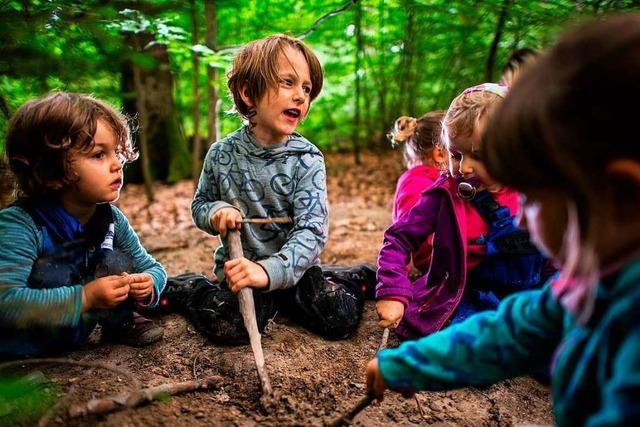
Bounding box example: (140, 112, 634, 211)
(388, 112, 446, 275)
(162, 34, 374, 344)
(376, 83, 546, 339)
(0, 92, 166, 357)
(366, 14, 640, 425)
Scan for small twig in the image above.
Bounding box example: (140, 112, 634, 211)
(377, 327, 390, 353)
(68, 375, 223, 418)
(192, 354, 199, 379)
(330, 395, 375, 427)
(330, 327, 390, 426)
(298, 0, 358, 40)
(414, 394, 426, 419)
(0, 358, 141, 390)
(240, 217, 292, 224)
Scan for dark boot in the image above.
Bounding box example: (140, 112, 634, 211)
(187, 280, 275, 346)
(288, 266, 364, 340)
(148, 273, 210, 315)
(102, 312, 164, 346)
(321, 263, 377, 300)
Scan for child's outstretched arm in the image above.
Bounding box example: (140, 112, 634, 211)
(112, 206, 167, 307)
(0, 207, 86, 328)
(376, 189, 444, 319)
(367, 284, 563, 398)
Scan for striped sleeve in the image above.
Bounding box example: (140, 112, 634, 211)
(111, 206, 167, 306)
(0, 207, 83, 329)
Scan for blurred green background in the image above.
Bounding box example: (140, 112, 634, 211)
(1, 0, 638, 188)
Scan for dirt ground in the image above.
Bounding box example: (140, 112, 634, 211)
(3, 152, 553, 426)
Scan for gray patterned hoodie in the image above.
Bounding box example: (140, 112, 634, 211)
(191, 126, 328, 291)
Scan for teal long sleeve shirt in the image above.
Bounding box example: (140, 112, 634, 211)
(379, 259, 640, 426)
(0, 204, 166, 332)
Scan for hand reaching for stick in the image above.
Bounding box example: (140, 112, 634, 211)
(376, 299, 404, 328)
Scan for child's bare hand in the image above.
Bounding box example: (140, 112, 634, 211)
(82, 275, 131, 312)
(126, 273, 154, 304)
(366, 358, 387, 402)
(224, 257, 269, 293)
(210, 207, 242, 237)
(376, 299, 405, 328)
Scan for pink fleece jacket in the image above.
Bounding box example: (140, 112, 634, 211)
(392, 165, 442, 273)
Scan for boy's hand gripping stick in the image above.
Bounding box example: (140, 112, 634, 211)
(227, 227, 273, 397)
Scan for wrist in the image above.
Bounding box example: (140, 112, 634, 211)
(81, 288, 92, 313)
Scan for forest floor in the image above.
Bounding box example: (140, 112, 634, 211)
(4, 152, 553, 427)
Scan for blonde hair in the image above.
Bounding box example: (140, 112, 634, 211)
(442, 90, 502, 146)
(389, 112, 445, 169)
(227, 34, 323, 121)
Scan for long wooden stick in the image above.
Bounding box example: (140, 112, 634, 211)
(68, 375, 223, 418)
(227, 228, 272, 396)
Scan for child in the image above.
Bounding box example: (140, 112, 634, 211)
(165, 34, 374, 344)
(366, 14, 640, 426)
(0, 92, 167, 357)
(499, 47, 538, 87)
(376, 83, 545, 339)
(388, 112, 447, 274)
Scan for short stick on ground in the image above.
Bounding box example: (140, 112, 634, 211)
(68, 375, 223, 418)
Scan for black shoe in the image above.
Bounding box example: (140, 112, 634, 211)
(148, 273, 210, 315)
(295, 266, 363, 340)
(102, 312, 164, 347)
(321, 264, 377, 300)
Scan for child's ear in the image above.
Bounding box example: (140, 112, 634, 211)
(432, 146, 447, 164)
(239, 86, 254, 109)
(605, 159, 640, 218)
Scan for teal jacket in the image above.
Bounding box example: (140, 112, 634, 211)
(0, 204, 166, 355)
(379, 259, 640, 426)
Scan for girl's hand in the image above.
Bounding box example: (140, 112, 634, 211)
(210, 207, 242, 237)
(376, 299, 405, 328)
(127, 273, 154, 304)
(224, 257, 269, 293)
(82, 275, 131, 312)
(366, 358, 387, 401)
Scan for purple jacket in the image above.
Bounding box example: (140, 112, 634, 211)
(377, 174, 468, 340)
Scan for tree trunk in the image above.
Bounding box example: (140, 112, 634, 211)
(132, 62, 155, 202)
(205, 0, 220, 146)
(485, 0, 512, 82)
(399, 2, 416, 115)
(191, 0, 203, 184)
(352, 0, 362, 165)
(376, 0, 388, 149)
(123, 32, 190, 186)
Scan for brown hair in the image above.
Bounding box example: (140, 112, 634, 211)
(6, 92, 137, 201)
(227, 34, 323, 120)
(389, 111, 445, 168)
(499, 47, 538, 87)
(482, 14, 640, 320)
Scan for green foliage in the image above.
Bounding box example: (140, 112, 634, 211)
(1, 0, 638, 179)
(0, 374, 57, 424)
